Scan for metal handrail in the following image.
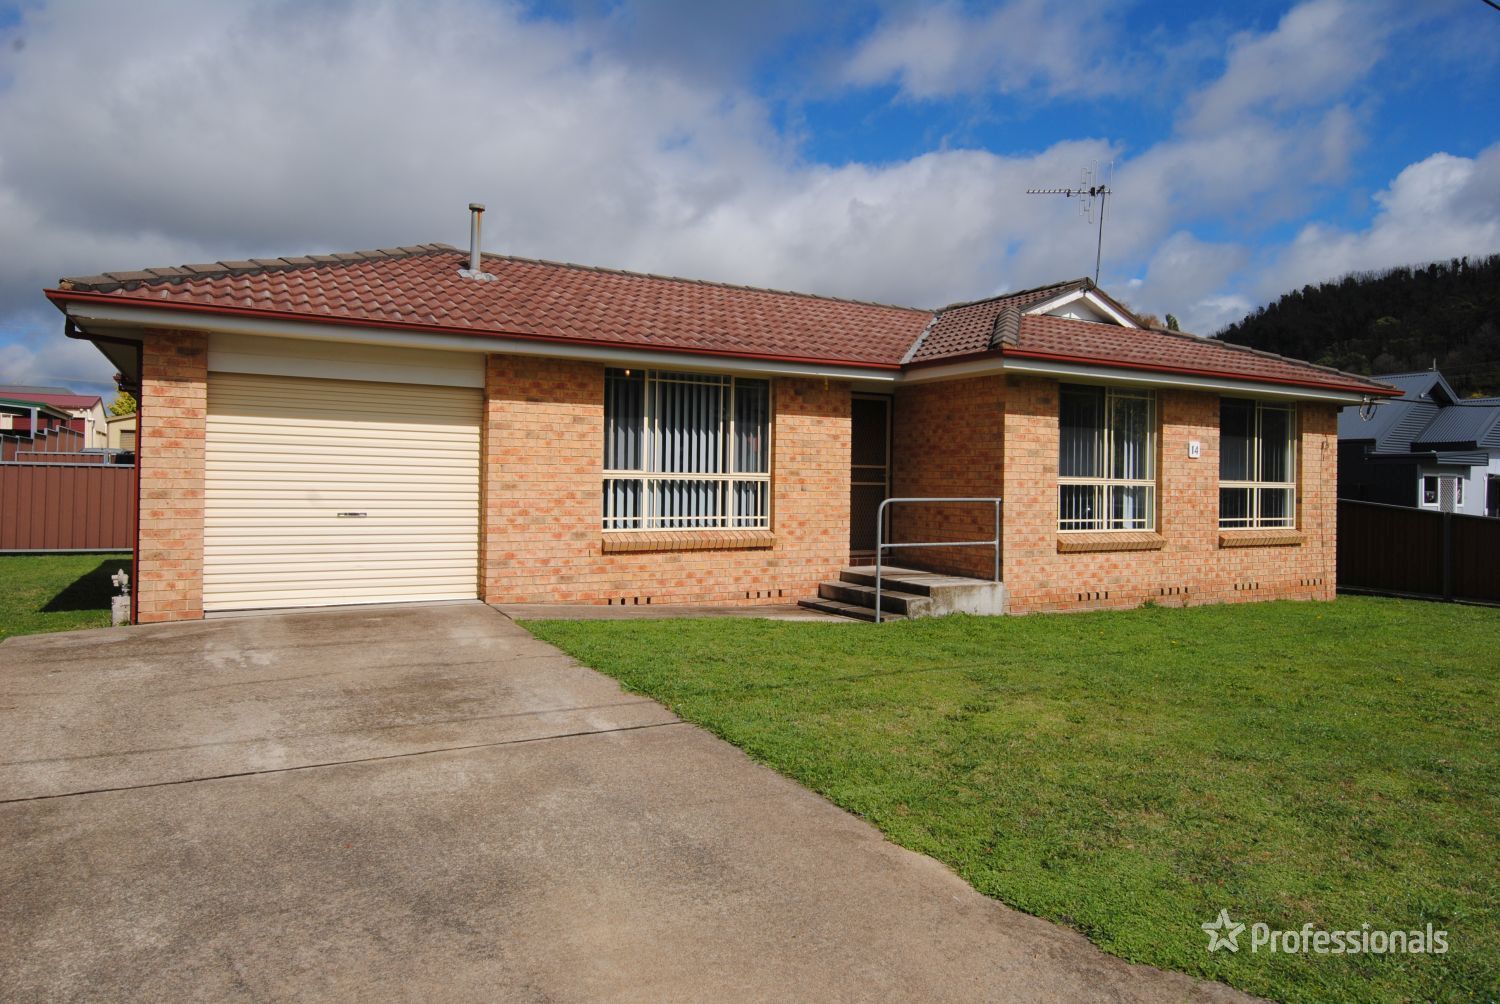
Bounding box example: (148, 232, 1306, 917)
(874, 497, 1002, 623)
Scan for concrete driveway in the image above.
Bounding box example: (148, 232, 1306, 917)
(1, 603, 1249, 1002)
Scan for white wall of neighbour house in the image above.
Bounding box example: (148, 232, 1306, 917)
(68, 401, 107, 447)
(1485, 454, 1500, 517)
(1416, 463, 1491, 516)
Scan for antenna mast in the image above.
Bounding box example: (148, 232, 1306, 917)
(1027, 161, 1113, 284)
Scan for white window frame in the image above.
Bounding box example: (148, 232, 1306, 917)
(602, 369, 772, 531)
(1058, 385, 1158, 532)
(1422, 475, 1465, 509)
(1219, 399, 1297, 529)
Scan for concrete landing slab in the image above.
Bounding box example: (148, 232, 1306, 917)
(494, 602, 847, 622)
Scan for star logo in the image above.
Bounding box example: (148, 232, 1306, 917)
(1201, 909, 1245, 952)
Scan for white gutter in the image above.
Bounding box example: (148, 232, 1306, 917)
(63, 302, 900, 386)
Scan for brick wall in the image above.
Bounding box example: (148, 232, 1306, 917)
(999, 375, 1339, 614)
(480, 354, 851, 605)
(889, 376, 1005, 577)
(136, 329, 207, 623)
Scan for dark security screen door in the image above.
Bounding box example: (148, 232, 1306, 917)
(850, 395, 891, 556)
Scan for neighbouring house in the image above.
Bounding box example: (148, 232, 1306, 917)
(0, 391, 136, 552)
(0, 384, 108, 447)
(1339, 370, 1500, 518)
(106, 410, 138, 452)
(45, 208, 1398, 623)
(0, 396, 74, 437)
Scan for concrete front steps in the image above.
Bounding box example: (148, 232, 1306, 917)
(799, 566, 1006, 622)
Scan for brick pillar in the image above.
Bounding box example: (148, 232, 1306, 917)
(1300, 403, 1340, 600)
(136, 329, 207, 622)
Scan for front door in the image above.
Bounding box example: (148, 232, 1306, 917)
(850, 395, 891, 558)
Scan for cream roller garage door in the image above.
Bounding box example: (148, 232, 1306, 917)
(205, 372, 481, 612)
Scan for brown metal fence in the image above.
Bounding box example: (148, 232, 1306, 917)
(1338, 499, 1500, 604)
(0, 463, 135, 552)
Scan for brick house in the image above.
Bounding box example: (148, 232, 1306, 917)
(46, 220, 1397, 623)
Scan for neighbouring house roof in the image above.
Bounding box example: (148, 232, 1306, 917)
(1413, 403, 1500, 449)
(47, 243, 1397, 397)
(0, 386, 102, 410)
(1339, 369, 1500, 461)
(1361, 370, 1460, 405)
(0, 384, 73, 396)
(0, 397, 74, 419)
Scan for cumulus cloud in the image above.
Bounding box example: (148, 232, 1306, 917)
(1257, 143, 1500, 297)
(839, 0, 1122, 100)
(0, 0, 1126, 338)
(1181, 0, 1396, 134)
(0, 0, 1492, 387)
(1123, 232, 1252, 334)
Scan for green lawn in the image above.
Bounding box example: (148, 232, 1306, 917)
(525, 598, 1499, 1003)
(0, 553, 131, 641)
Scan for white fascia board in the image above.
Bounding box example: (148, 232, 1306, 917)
(64, 302, 899, 386)
(903, 353, 1368, 403)
(1025, 288, 1138, 328)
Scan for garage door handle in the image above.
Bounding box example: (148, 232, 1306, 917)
(336, 512, 368, 518)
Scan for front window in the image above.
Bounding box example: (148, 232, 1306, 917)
(1058, 385, 1157, 531)
(1421, 476, 1439, 507)
(603, 369, 770, 530)
(1219, 399, 1296, 528)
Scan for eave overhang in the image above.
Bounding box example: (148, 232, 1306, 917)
(50, 288, 1397, 402)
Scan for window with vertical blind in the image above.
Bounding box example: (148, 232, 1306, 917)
(1058, 385, 1157, 531)
(603, 369, 771, 530)
(1219, 398, 1296, 528)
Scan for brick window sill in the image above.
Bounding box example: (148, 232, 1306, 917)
(1219, 529, 1305, 548)
(601, 530, 776, 554)
(1056, 531, 1165, 554)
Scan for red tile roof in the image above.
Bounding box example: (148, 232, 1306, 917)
(48, 244, 1397, 395)
(52, 245, 929, 369)
(905, 280, 1394, 395)
(905, 279, 1087, 362)
(1005, 314, 1394, 395)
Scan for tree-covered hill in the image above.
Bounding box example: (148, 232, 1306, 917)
(1216, 255, 1500, 397)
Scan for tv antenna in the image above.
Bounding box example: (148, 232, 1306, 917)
(1027, 161, 1113, 284)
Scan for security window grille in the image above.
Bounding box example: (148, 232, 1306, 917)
(603, 369, 770, 530)
(1058, 385, 1157, 531)
(1219, 398, 1296, 528)
(1421, 475, 1463, 511)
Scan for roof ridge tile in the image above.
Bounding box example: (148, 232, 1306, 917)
(57, 244, 458, 293)
(899, 312, 942, 364)
(933, 277, 1088, 314)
